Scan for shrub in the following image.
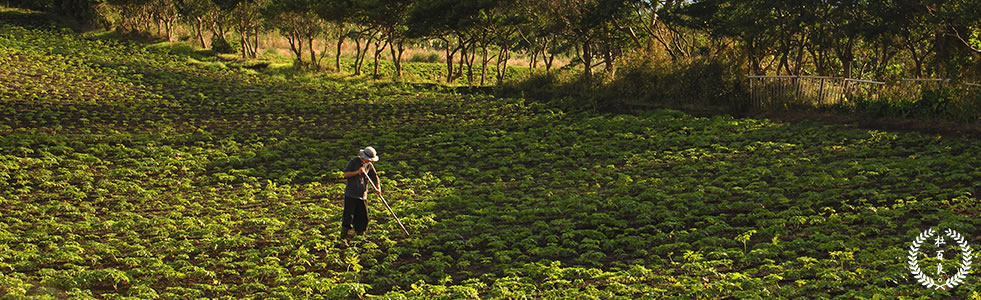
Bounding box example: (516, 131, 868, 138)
(211, 37, 236, 54)
(501, 56, 749, 113)
(853, 86, 981, 122)
(609, 56, 749, 112)
(168, 42, 196, 56)
(408, 52, 441, 63)
(408, 53, 433, 63)
(409, 53, 426, 62)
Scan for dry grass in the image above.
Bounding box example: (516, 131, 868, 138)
(166, 24, 569, 68)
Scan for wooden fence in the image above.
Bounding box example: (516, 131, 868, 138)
(748, 75, 884, 111)
(748, 76, 979, 111)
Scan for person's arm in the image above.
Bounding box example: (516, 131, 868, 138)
(342, 160, 365, 178)
(343, 168, 363, 178)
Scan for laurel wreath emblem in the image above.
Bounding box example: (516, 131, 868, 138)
(908, 228, 973, 290)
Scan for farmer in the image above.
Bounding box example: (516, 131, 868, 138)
(340, 146, 380, 242)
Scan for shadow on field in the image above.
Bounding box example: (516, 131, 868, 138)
(0, 8, 66, 30)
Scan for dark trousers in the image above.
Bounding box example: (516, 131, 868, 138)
(341, 196, 369, 234)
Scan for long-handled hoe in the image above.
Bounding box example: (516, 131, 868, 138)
(361, 163, 410, 236)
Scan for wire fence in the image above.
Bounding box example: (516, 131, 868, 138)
(748, 76, 979, 111)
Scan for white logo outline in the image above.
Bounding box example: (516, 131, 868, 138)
(908, 228, 973, 290)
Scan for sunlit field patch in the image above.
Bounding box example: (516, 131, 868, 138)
(2, 19, 981, 298)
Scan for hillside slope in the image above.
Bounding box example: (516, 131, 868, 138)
(2, 11, 981, 298)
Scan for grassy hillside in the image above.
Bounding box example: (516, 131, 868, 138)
(2, 9, 981, 298)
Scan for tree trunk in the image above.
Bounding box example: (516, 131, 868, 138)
(335, 24, 345, 72)
(875, 42, 898, 75)
(838, 38, 854, 78)
(358, 33, 374, 75)
(911, 48, 921, 78)
(540, 38, 551, 72)
(496, 45, 510, 84)
(396, 42, 404, 77)
(544, 52, 554, 74)
(499, 48, 510, 84)
(444, 41, 455, 83)
(288, 32, 303, 68)
(213, 22, 226, 47)
(793, 36, 807, 75)
(372, 38, 388, 78)
(240, 27, 248, 58)
(466, 46, 476, 84)
(459, 41, 469, 83)
(907, 41, 927, 78)
(356, 31, 367, 75)
(747, 42, 761, 76)
(777, 48, 789, 76)
(456, 36, 467, 82)
(582, 39, 593, 81)
(529, 49, 538, 69)
(603, 45, 615, 79)
(390, 37, 404, 80)
(164, 19, 173, 42)
(194, 18, 206, 48)
(441, 36, 461, 83)
(353, 36, 362, 75)
(309, 35, 318, 70)
(807, 47, 823, 76)
(480, 45, 490, 85)
(602, 27, 616, 79)
(251, 26, 259, 58)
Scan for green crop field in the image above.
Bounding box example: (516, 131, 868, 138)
(2, 11, 981, 299)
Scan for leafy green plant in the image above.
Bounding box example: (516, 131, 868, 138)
(1, 18, 980, 299)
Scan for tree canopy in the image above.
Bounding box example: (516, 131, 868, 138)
(14, 0, 979, 81)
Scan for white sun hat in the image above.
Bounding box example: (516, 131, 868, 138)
(359, 146, 379, 162)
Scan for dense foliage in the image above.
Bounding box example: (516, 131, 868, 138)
(9, 0, 981, 82)
(3, 11, 981, 298)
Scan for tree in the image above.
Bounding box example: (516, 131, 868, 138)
(514, 0, 573, 73)
(208, 0, 239, 53)
(928, 0, 981, 79)
(632, 0, 686, 61)
(594, 1, 638, 78)
(149, 0, 179, 41)
(102, 0, 154, 34)
(408, 0, 499, 83)
(175, 0, 213, 47)
(489, 7, 524, 84)
(231, 0, 264, 58)
(357, 0, 413, 78)
(314, 0, 354, 72)
(543, 0, 630, 81)
(348, 21, 381, 76)
(681, 0, 812, 75)
(262, 0, 323, 68)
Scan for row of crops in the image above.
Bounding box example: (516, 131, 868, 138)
(2, 11, 981, 298)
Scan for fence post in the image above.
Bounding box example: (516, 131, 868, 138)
(782, 77, 788, 110)
(793, 76, 799, 109)
(819, 78, 826, 107)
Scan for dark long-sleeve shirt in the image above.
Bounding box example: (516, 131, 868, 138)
(343, 157, 377, 200)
